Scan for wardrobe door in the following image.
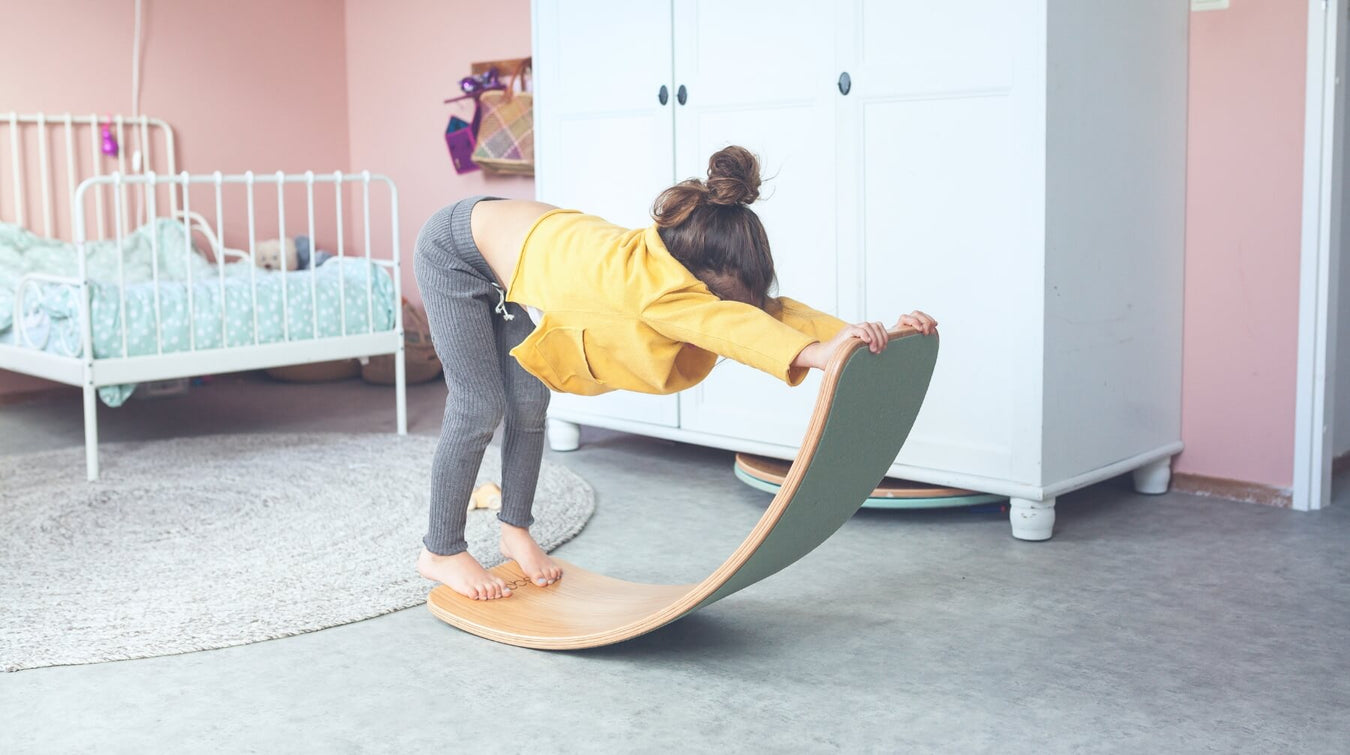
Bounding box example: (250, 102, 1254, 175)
(670, 0, 840, 449)
(534, 0, 680, 427)
(844, 0, 1047, 482)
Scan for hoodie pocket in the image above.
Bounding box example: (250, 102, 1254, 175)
(533, 326, 607, 395)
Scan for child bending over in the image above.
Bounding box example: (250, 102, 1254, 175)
(413, 146, 937, 600)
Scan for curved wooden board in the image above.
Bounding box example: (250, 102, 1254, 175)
(427, 328, 939, 649)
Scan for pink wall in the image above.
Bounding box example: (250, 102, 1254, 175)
(1178, 0, 1308, 488)
(344, 0, 535, 308)
(0, 0, 350, 171)
(0, 0, 352, 399)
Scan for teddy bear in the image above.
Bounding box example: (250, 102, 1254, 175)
(253, 236, 334, 271)
(253, 238, 297, 271)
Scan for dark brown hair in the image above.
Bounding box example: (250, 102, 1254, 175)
(652, 146, 776, 309)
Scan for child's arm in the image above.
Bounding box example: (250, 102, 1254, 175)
(769, 297, 850, 343)
(791, 310, 940, 371)
(772, 298, 939, 371)
(769, 297, 860, 380)
(642, 284, 938, 385)
(641, 286, 824, 386)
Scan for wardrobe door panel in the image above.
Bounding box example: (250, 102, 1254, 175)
(861, 95, 1031, 481)
(534, 0, 679, 426)
(534, 0, 675, 225)
(671, 0, 838, 448)
(843, 0, 1045, 483)
(548, 116, 673, 229)
(671, 109, 830, 447)
(544, 1, 672, 115)
(857, 0, 1016, 95)
(673, 0, 829, 105)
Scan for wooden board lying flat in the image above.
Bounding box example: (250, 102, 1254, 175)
(735, 452, 978, 499)
(427, 328, 939, 649)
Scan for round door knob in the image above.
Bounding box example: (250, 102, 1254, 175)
(658, 85, 669, 105)
(838, 72, 852, 95)
(677, 84, 688, 105)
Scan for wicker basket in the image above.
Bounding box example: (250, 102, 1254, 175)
(362, 299, 443, 385)
(265, 359, 361, 383)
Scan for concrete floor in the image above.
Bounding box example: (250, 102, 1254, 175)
(1, 373, 1348, 753)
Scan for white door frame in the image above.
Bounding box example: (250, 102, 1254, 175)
(1296, 0, 1345, 511)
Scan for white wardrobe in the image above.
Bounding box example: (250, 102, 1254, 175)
(530, 0, 1188, 540)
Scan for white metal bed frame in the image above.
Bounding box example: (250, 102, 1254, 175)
(0, 113, 406, 480)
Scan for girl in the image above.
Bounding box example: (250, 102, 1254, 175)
(413, 146, 937, 600)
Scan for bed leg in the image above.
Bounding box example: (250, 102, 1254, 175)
(394, 341, 407, 435)
(83, 382, 100, 481)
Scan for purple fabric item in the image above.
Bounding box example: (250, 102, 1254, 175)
(445, 115, 479, 174)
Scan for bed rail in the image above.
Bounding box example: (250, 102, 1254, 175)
(0, 113, 176, 241)
(70, 170, 403, 361)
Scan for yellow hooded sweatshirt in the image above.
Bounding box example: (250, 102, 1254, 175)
(504, 209, 848, 396)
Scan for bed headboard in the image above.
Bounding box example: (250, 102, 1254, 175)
(0, 113, 177, 241)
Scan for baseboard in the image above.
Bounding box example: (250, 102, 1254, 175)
(0, 385, 77, 407)
(1172, 473, 1293, 508)
(1335, 452, 1350, 476)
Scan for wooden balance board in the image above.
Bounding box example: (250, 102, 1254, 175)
(734, 453, 1002, 509)
(427, 328, 939, 649)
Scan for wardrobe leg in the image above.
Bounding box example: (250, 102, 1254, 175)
(547, 418, 581, 452)
(1009, 496, 1055, 541)
(1132, 457, 1172, 495)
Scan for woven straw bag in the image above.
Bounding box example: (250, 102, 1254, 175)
(362, 299, 442, 385)
(471, 61, 534, 175)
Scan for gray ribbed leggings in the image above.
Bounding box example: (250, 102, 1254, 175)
(413, 196, 550, 556)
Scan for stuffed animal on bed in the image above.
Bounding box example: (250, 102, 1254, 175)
(253, 236, 333, 271)
(295, 235, 334, 269)
(254, 238, 297, 271)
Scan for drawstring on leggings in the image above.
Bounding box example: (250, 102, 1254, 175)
(492, 283, 515, 321)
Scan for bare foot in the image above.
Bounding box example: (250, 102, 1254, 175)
(500, 524, 563, 587)
(417, 547, 511, 600)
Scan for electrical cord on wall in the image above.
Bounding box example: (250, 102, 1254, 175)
(130, 0, 145, 224)
(131, 0, 143, 160)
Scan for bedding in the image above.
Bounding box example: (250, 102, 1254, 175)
(0, 221, 396, 406)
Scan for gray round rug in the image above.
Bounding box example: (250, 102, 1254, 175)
(0, 433, 595, 672)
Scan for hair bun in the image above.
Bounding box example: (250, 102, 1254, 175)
(706, 146, 761, 206)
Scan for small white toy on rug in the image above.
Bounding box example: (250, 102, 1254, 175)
(469, 483, 502, 512)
